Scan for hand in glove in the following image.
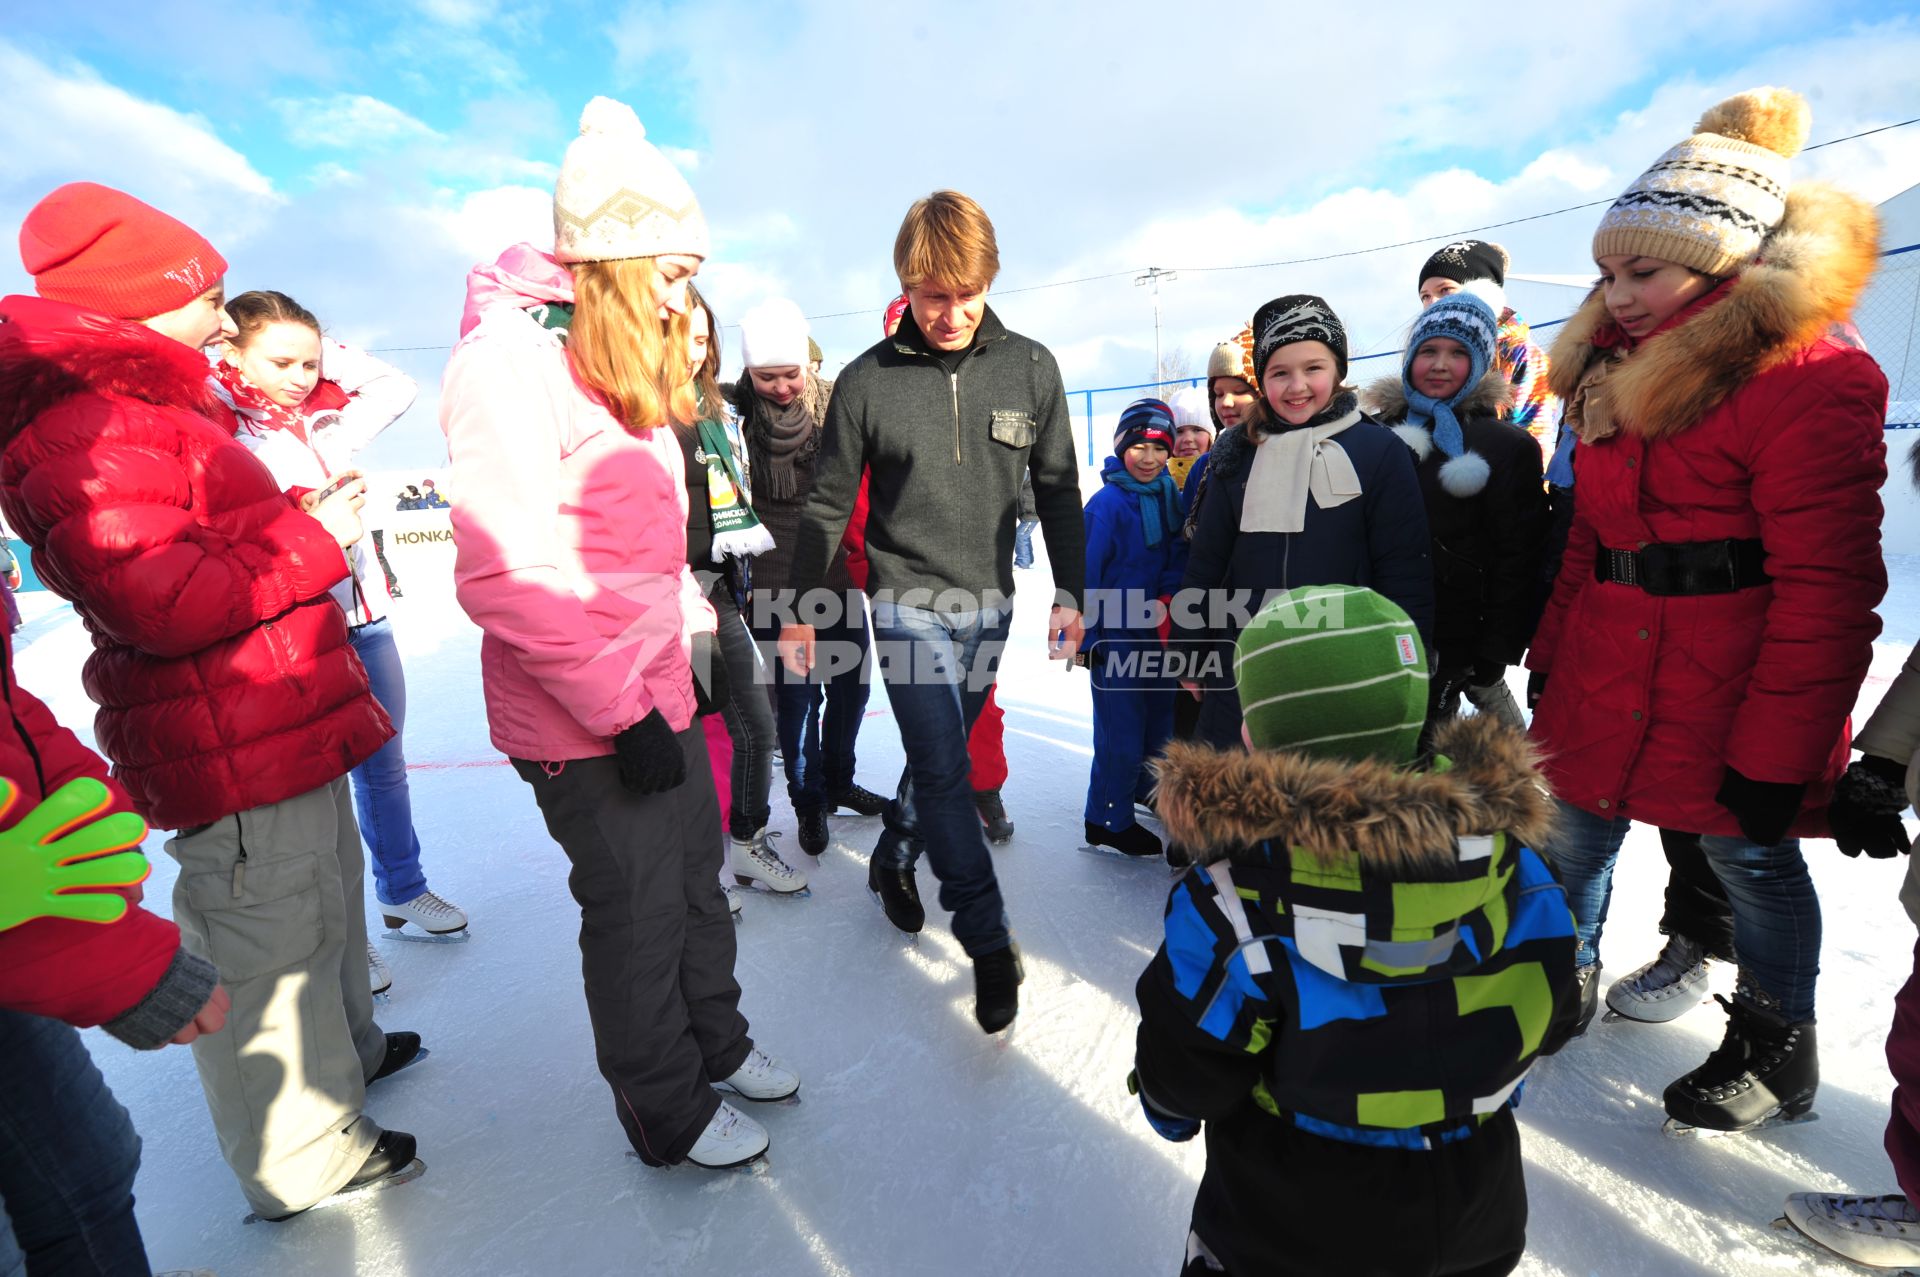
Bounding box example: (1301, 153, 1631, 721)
(1827, 753, 1912, 859)
(691, 632, 731, 717)
(0, 777, 150, 931)
(613, 710, 686, 794)
(1526, 670, 1548, 711)
(1128, 1069, 1199, 1143)
(1715, 765, 1807, 848)
(1469, 659, 1506, 690)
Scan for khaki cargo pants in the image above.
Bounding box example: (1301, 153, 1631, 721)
(166, 777, 387, 1218)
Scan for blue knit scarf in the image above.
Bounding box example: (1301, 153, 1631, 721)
(1103, 458, 1183, 548)
(1401, 294, 1496, 463)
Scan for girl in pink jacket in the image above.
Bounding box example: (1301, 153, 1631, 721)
(439, 97, 796, 1171)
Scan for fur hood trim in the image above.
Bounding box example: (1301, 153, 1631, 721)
(1152, 715, 1554, 875)
(1361, 367, 1514, 425)
(0, 296, 221, 448)
(1546, 182, 1880, 439)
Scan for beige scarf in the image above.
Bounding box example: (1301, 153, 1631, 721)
(1241, 402, 1364, 534)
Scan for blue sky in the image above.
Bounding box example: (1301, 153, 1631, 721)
(4, 1, 1918, 467)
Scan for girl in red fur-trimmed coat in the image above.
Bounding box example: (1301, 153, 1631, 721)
(1527, 88, 1889, 1134)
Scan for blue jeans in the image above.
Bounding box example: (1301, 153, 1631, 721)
(349, 618, 429, 906)
(1012, 520, 1040, 569)
(869, 601, 1012, 956)
(758, 610, 872, 815)
(1545, 798, 1821, 1020)
(0, 1012, 148, 1276)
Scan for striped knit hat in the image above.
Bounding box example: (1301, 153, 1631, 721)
(1234, 585, 1429, 765)
(1593, 87, 1810, 278)
(1114, 398, 1176, 454)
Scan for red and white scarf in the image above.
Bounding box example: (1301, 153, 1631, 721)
(212, 359, 309, 442)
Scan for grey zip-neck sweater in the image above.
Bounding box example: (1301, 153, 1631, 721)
(787, 304, 1086, 615)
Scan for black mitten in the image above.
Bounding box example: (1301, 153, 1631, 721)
(613, 710, 685, 794)
(1827, 754, 1912, 859)
(1715, 765, 1808, 848)
(1526, 669, 1548, 711)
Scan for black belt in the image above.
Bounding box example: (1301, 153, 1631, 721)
(1594, 538, 1769, 596)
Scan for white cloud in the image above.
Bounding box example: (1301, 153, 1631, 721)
(431, 184, 554, 263)
(275, 94, 443, 151)
(662, 145, 701, 172)
(0, 41, 278, 297)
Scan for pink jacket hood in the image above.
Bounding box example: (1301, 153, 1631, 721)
(459, 243, 575, 338)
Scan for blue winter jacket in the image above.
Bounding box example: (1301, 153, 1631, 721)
(1083, 457, 1188, 649)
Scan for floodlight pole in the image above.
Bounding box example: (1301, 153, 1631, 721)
(1135, 267, 1178, 387)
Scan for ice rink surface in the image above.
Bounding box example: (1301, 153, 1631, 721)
(16, 551, 1919, 1277)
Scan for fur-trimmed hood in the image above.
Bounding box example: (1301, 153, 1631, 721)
(1152, 714, 1553, 875)
(1361, 367, 1515, 427)
(0, 295, 222, 449)
(1547, 182, 1880, 439)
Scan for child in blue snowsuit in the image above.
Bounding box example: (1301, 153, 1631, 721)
(1083, 399, 1188, 858)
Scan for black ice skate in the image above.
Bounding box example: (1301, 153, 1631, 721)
(250, 1131, 424, 1223)
(1542, 964, 1599, 1056)
(1083, 820, 1163, 859)
(1662, 989, 1817, 1136)
(867, 854, 925, 934)
(797, 809, 829, 856)
(829, 783, 889, 818)
(368, 1031, 428, 1084)
(973, 942, 1024, 1034)
(974, 789, 1016, 844)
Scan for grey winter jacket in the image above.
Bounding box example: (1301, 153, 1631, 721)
(788, 305, 1086, 614)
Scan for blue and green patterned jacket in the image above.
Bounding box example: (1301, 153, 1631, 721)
(1134, 715, 1580, 1150)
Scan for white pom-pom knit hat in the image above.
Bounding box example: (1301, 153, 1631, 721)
(553, 96, 710, 265)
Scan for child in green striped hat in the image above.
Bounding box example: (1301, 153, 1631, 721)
(1132, 583, 1581, 1276)
(1233, 584, 1430, 764)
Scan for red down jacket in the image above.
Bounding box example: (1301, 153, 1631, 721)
(1527, 184, 1889, 837)
(0, 296, 391, 830)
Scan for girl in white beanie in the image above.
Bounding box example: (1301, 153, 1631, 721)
(442, 97, 797, 1172)
(733, 299, 887, 860)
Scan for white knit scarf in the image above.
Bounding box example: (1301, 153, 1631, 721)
(1240, 404, 1364, 534)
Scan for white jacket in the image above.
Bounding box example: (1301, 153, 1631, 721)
(222, 338, 416, 625)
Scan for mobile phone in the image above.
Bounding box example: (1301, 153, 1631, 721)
(310, 473, 357, 504)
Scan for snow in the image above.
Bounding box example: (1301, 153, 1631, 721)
(15, 552, 1920, 1277)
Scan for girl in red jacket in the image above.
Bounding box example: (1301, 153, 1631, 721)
(0, 182, 420, 1220)
(1527, 88, 1889, 1133)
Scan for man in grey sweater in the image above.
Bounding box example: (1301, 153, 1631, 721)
(780, 191, 1085, 1033)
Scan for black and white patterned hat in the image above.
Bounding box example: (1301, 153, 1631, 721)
(1252, 294, 1348, 383)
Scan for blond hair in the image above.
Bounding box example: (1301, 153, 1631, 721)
(893, 190, 1000, 292)
(568, 257, 696, 431)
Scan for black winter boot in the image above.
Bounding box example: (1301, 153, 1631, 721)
(1663, 987, 1818, 1132)
(867, 855, 925, 933)
(973, 943, 1024, 1033)
(797, 809, 829, 856)
(1086, 820, 1163, 858)
(974, 789, 1016, 843)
